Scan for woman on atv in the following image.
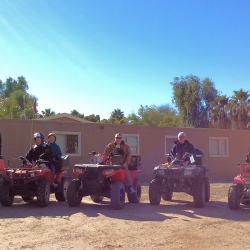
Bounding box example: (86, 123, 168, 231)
(47, 132, 62, 184)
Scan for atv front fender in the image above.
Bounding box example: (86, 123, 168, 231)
(233, 176, 243, 185)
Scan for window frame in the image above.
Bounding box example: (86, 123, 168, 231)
(52, 131, 81, 157)
(122, 134, 140, 155)
(209, 137, 229, 157)
(165, 135, 177, 155)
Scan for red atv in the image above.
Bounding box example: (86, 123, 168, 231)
(0, 146, 69, 207)
(67, 152, 142, 210)
(228, 153, 250, 210)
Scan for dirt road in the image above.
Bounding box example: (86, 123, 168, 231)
(1, 183, 250, 250)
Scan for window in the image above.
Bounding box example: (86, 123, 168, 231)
(209, 137, 228, 157)
(165, 135, 177, 155)
(123, 134, 139, 155)
(52, 131, 81, 156)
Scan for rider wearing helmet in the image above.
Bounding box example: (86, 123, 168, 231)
(47, 133, 62, 161)
(47, 133, 62, 183)
(26, 132, 53, 165)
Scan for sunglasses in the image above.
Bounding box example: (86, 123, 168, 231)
(178, 136, 185, 138)
(115, 137, 122, 139)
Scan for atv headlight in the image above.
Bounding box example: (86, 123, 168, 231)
(184, 169, 193, 175)
(244, 179, 250, 185)
(75, 168, 83, 174)
(154, 166, 165, 175)
(7, 171, 13, 178)
(29, 172, 36, 177)
(103, 169, 114, 175)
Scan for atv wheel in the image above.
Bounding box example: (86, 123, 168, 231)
(161, 187, 173, 201)
(193, 180, 205, 208)
(205, 177, 210, 202)
(22, 195, 34, 202)
(90, 195, 104, 203)
(228, 185, 242, 210)
(67, 179, 82, 207)
(37, 179, 50, 207)
(127, 178, 141, 203)
(110, 181, 125, 210)
(55, 177, 69, 201)
(149, 179, 161, 205)
(0, 179, 14, 206)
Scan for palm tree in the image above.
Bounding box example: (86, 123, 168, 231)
(110, 108, 124, 120)
(41, 108, 56, 117)
(210, 95, 229, 129)
(228, 89, 250, 130)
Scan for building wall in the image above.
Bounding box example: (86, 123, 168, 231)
(1, 118, 250, 182)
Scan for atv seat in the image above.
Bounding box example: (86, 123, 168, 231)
(192, 148, 204, 165)
(55, 155, 70, 172)
(129, 155, 141, 170)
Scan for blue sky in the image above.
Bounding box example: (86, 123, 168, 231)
(1, 0, 250, 119)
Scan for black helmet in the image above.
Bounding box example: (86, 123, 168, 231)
(48, 132, 56, 140)
(33, 132, 44, 143)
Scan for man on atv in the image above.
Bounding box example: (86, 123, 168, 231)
(104, 133, 136, 194)
(26, 132, 53, 171)
(170, 132, 194, 160)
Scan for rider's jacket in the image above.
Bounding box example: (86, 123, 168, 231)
(170, 139, 194, 159)
(104, 140, 131, 165)
(47, 142, 62, 160)
(26, 143, 53, 164)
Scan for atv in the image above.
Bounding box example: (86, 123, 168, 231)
(228, 152, 250, 210)
(67, 152, 142, 210)
(149, 148, 210, 208)
(0, 153, 70, 207)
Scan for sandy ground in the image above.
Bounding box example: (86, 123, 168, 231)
(1, 182, 250, 250)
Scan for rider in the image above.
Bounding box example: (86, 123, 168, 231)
(26, 132, 54, 185)
(104, 133, 136, 194)
(47, 133, 62, 183)
(170, 132, 194, 159)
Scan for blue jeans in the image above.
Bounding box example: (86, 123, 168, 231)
(49, 163, 56, 180)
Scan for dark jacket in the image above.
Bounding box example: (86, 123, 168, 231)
(170, 139, 194, 159)
(47, 142, 62, 160)
(26, 143, 53, 164)
(104, 140, 131, 165)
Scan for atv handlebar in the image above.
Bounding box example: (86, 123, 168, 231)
(35, 159, 49, 165)
(108, 153, 122, 159)
(15, 156, 49, 166)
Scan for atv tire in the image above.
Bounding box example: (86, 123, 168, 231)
(205, 177, 210, 202)
(37, 179, 50, 207)
(127, 178, 141, 203)
(0, 179, 14, 206)
(110, 181, 125, 210)
(55, 177, 69, 201)
(149, 179, 161, 205)
(161, 187, 173, 201)
(90, 195, 104, 203)
(22, 195, 34, 202)
(228, 184, 242, 210)
(67, 179, 82, 207)
(193, 180, 205, 208)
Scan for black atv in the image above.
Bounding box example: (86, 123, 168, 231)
(149, 148, 210, 208)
